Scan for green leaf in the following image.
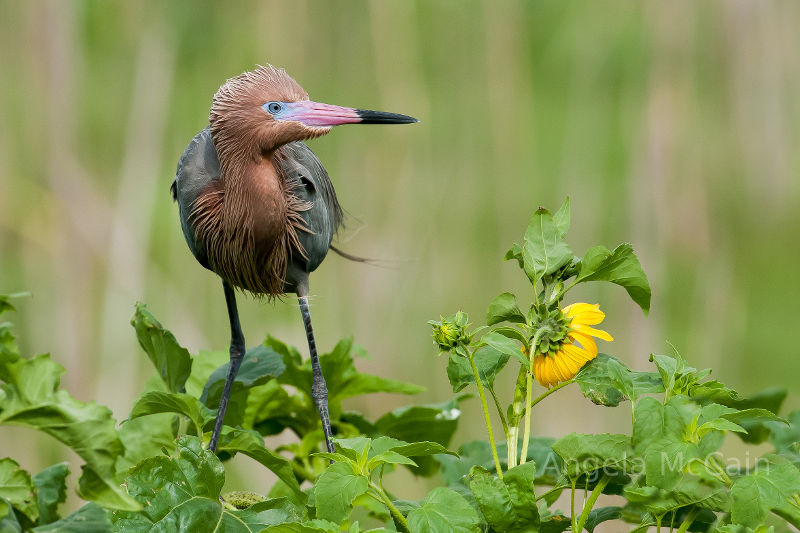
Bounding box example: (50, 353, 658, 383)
(33, 503, 110, 533)
(375, 398, 462, 476)
(468, 463, 540, 532)
(730, 454, 800, 527)
(116, 413, 177, 473)
(0, 458, 37, 523)
(522, 208, 574, 284)
(553, 197, 571, 238)
(32, 462, 69, 525)
(769, 410, 800, 453)
(227, 498, 301, 531)
(716, 387, 788, 444)
(624, 477, 729, 516)
(486, 293, 526, 326)
(112, 435, 272, 532)
(0, 293, 29, 317)
(552, 433, 634, 479)
(583, 506, 622, 533)
(446, 346, 509, 393)
(336, 374, 424, 399)
(200, 344, 286, 426)
(312, 462, 369, 523)
(407, 487, 481, 533)
(575, 243, 650, 314)
(131, 303, 192, 393)
(468, 466, 516, 531)
(0, 498, 22, 532)
(0, 351, 137, 510)
(128, 390, 213, 437)
(216, 428, 305, 502)
(479, 332, 527, 366)
(260, 520, 340, 533)
(575, 354, 663, 407)
(505, 243, 524, 270)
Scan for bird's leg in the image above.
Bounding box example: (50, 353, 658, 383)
(297, 294, 335, 453)
(208, 280, 245, 453)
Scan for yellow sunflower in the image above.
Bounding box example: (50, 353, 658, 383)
(533, 303, 613, 388)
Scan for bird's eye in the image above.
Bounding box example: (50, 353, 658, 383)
(266, 102, 283, 115)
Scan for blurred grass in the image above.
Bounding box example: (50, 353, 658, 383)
(1, 0, 799, 509)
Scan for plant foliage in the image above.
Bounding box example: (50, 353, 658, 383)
(1, 201, 798, 532)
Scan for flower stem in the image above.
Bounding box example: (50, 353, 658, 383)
(570, 479, 577, 533)
(488, 387, 509, 439)
(370, 482, 410, 532)
(467, 349, 504, 479)
(575, 474, 610, 533)
(675, 507, 699, 533)
(519, 366, 533, 465)
(530, 378, 575, 409)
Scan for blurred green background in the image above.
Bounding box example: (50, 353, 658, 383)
(1, 0, 799, 511)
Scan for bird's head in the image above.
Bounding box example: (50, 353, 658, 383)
(209, 65, 417, 158)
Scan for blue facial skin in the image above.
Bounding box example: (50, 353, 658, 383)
(262, 101, 292, 118)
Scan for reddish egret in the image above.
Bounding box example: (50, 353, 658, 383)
(171, 65, 416, 453)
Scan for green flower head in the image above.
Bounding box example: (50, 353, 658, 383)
(428, 311, 471, 352)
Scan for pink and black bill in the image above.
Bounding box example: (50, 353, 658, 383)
(263, 100, 418, 127)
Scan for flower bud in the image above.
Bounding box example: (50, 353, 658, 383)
(428, 311, 471, 352)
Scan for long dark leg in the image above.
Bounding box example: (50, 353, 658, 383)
(208, 280, 245, 453)
(297, 293, 335, 453)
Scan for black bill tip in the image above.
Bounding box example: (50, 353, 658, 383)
(356, 109, 418, 124)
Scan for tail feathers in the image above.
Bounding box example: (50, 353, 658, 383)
(329, 245, 377, 265)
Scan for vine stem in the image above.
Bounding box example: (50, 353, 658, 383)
(675, 507, 699, 533)
(570, 479, 577, 533)
(370, 482, 410, 532)
(575, 474, 610, 533)
(467, 348, 504, 479)
(519, 364, 533, 465)
(530, 378, 575, 409)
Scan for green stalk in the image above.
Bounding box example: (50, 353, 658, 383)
(675, 507, 699, 533)
(570, 479, 577, 533)
(488, 386, 509, 439)
(575, 474, 610, 533)
(519, 365, 533, 465)
(467, 348, 504, 479)
(530, 378, 575, 409)
(370, 482, 410, 533)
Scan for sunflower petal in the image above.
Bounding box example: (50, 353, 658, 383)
(572, 323, 614, 342)
(568, 332, 598, 356)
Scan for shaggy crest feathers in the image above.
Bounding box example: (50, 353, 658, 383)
(191, 65, 318, 297)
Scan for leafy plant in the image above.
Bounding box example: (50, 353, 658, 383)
(2, 200, 799, 532)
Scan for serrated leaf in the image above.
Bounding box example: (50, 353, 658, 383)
(522, 208, 573, 284)
(446, 346, 509, 393)
(575, 354, 663, 407)
(407, 487, 481, 533)
(33, 503, 110, 533)
(111, 435, 272, 531)
(769, 410, 800, 453)
(552, 433, 634, 479)
(624, 476, 729, 516)
(128, 390, 212, 437)
(260, 520, 340, 533)
(375, 399, 461, 477)
(313, 462, 369, 523)
(200, 344, 286, 427)
(131, 303, 192, 393)
(216, 428, 304, 502)
(0, 458, 37, 523)
(486, 293, 526, 326)
(0, 350, 136, 510)
(479, 332, 527, 366)
(575, 243, 650, 314)
(730, 454, 800, 527)
(32, 462, 69, 525)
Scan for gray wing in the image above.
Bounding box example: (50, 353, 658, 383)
(280, 141, 344, 288)
(171, 127, 218, 270)
(171, 130, 343, 282)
